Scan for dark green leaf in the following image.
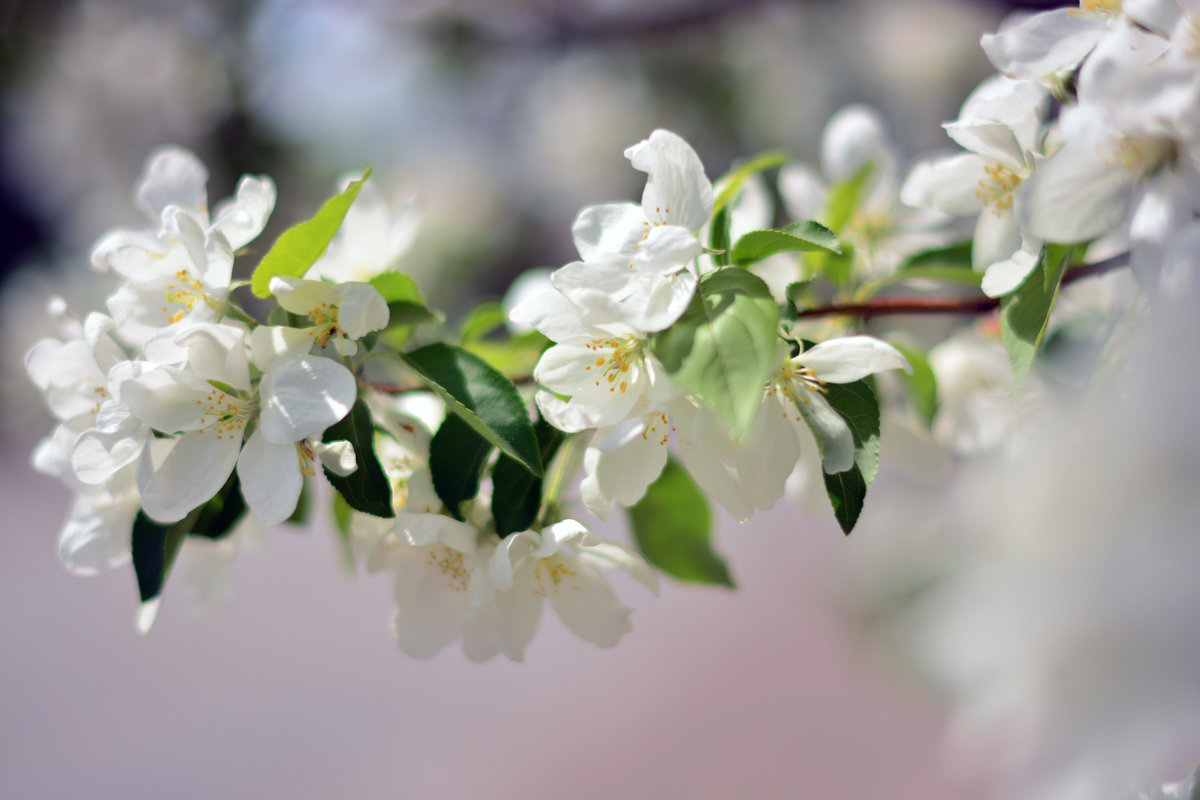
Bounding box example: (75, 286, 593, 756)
(491, 418, 564, 536)
(400, 343, 542, 475)
(429, 412, 492, 519)
(823, 465, 868, 537)
(322, 399, 394, 518)
(131, 512, 186, 603)
(627, 457, 733, 587)
(1000, 244, 1071, 390)
(651, 268, 780, 441)
(818, 377, 882, 534)
(251, 170, 371, 298)
(731, 221, 841, 266)
(186, 473, 247, 539)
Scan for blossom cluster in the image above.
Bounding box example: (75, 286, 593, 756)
(21, 1, 1200, 707)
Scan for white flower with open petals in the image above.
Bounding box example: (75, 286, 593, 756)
(366, 510, 499, 662)
(770, 337, 909, 474)
(511, 285, 677, 434)
(488, 519, 658, 661)
(563, 129, 714, 331)
(92, 147, 275, 342)
(122, 323, 357, 525)
(902, 77, 1048, 297)
(250, 276, 389, 368)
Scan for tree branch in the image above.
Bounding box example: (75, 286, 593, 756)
(794, 253, 1129, 321)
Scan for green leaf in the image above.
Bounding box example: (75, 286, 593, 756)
(491, 417, 564, 536)
(891, 343, 939, 428)
(322, 399, 395, 518)
(731, 221, 841, 266)
(369, 271, 425, 304)
(429, 412, 492, 519)
(711, 150, 788, 217)
(900, 241, 973, 271)
(131, 512, 186, 603)
(1000, 244, 1071, 390)
(186, 474, 247, 539)
(330, 492, 356, 573)
(400, 342, 542, 475)
(651, 268, 780, 441)
(818, 377, 882, 534)
(462, 331, 548, 381)
(251, 170, 371, 298)
(823, 466, 868, 538)
(627, 457, 733, 587)
(709, 203, 732, 268)
(823, 161, 874, 234)
(459, 303, 509, 343)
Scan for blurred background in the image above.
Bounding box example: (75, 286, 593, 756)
(0, 1, 1131, 798)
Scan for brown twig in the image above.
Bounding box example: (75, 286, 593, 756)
(794, 253, 1129, 321)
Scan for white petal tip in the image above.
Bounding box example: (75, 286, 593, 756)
(136, 598, 162, 635)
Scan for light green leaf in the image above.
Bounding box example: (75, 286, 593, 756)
(891, 344, 939, 428)
(651, 268, 780, 441)
(459, 303, 508, 343)
(823, 161, 874, 234)
(330, 493, 356, 574)
(627, 457, 733, 587)
(251, 170, 371, 298)
(369, 271, 425, 304)
(711, 150, 788, 217)
(1000, 244, 1071, 390)
(731, 221, 841, 266)
(900, 241, 973, 271)
(322, 399, 394, 518)
(400, 342, 542, 475)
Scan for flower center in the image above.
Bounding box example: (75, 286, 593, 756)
(426, 546, 470, 592)
(772, 360, 828, 420)
(306, 302, 341, 349)
(1073, 0, 1121, 16)
(583, 335, 644, 395)
(194, 389, 256, 440)
(163, 269, 212, 325)
(531, 555, 578, 597)
(976, 163, 1024, 214)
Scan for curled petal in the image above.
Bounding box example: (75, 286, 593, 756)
(625, 129, 714, 232)
(797, 336, 910, 383)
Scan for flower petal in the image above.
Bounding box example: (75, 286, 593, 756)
(797, 336, 910, 383)
(258, 357, 356, 444)
(901, 154, 988, 216)
(797, 392, 855, 474)
(211, 175, 276, 250)
(547, 554, 634, 648)
(141, 430, 242, 523)
(625, 129, 714, 232)
(571, 202, 645, 261)
(335, 282, 389, 339)
(236, 427, 303, 526)
(136, 146, 209, 221)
